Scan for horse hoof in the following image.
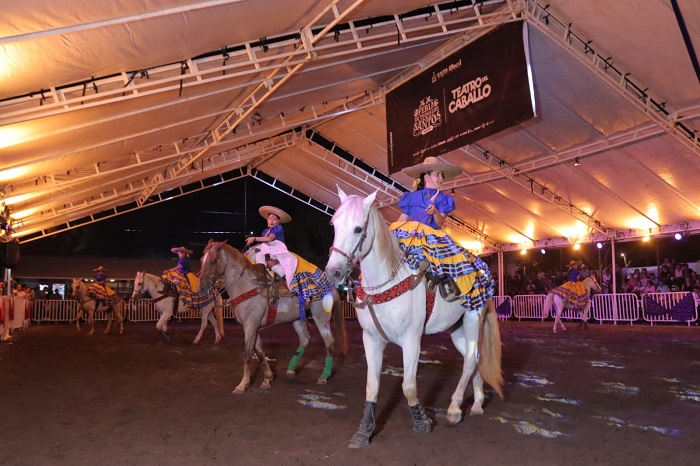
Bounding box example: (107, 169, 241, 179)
(286, 370, 296, 379)
(446, 412, 462, 425)
(232, 387, 246, 395)
(160, 331, 170, 342)
(260, 381, 272, 390)
(317, 377, 328, 385)
(469, 407, 484, 416)
(348, 432, 370, 449)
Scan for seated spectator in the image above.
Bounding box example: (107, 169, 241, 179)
(658, 264, 672, 287)
(625, 273, 642, 296)
(648, 272, 659, 287)
(656, 282, 670, 293)
(681, 275, 694, 292)
(674, 263, 685, 287)
(642, 280, 656, 295)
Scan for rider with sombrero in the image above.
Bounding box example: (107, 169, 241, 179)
(88, 266, 119, 307)
(245, 206, 298, 289)
(161, 246, 211, 309)
(551, 259, 589, 309)
(391, 156, 494, 310)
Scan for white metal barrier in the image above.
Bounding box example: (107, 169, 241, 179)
(31, 300, 80, 323)
(25, 293, 700, 327)
(512, 294, 546, 320)
(591, 293, 640, 324)
(128, 299, 159, 322)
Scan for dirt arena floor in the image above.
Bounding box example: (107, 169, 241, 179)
(1, 317, 699, 466)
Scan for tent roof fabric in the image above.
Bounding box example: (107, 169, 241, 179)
(2, 0, 700, 254)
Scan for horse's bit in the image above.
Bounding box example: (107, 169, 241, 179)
(328, 210, 370, 281)
(328, 206, 404, 293)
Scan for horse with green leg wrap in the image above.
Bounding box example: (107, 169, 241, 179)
(198, 240, 348, 393)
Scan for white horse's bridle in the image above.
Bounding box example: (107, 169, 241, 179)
(328, 208, 371, 280)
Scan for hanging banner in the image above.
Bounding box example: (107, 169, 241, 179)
(386, 21, 536, 174)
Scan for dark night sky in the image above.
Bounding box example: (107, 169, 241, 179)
(20, 178, 337, 268)
(20, 176, 700, 273)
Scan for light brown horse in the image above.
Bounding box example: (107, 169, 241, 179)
(198, 240, 347, 394)
(70, 279, 126, 335)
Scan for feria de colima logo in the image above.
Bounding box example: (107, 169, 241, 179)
(412, 96, 442, 137)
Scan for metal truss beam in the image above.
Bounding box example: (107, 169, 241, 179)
(136, 0, 372, 206)
(457, 144, 617, 239)
(297, 129, 503, 251)
(1, 1, 518, 126)
(13, 132, 301, 241)
(523, 0, 700, 158)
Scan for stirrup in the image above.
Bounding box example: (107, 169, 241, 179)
(439, 278, 461, 302)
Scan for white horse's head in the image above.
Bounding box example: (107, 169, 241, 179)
(131, 271, 145, 300)
(70, 278, 83, 298)
(325, 187, 378, 285)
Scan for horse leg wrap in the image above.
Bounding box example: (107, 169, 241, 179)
(320, 356, 333, 380)
(348, 401, 376, 448)
(287, 346, 305, 372)
(409, 402, 432, 433)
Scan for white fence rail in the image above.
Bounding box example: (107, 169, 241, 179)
(591, 293, 640, 324)
(27, 292, 700, 326)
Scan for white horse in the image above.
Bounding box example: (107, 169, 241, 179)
(70, 279, 126, 335)
(131, 271, 224, 344)
(543, 275, 602, 333)
(325, 188, 503, 449)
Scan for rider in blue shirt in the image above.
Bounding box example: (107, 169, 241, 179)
(392, 156, 493, 309)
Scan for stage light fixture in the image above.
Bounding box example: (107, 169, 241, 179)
(573, 157, 581, 167)
(675, 233, 682, 240)
(596, 242, 603, 249)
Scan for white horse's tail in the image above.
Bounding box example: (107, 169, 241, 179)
(479, 299, 504, 399)
(214, 293, 224, 337)
(542, 292, 554, 320)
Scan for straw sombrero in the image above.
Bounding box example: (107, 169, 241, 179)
(259, 206, 291, 224)
(568, 260, 578, 267)
(401, 156, 461, 179)
(171, 246, 193, 255)
(93, 266, 110, 273)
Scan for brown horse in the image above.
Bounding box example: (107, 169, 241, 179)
(198, 240, 347, 394)
(70, 279, 126, 335)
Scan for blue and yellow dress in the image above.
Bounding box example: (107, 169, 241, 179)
(89, 272, 120, 306)
(391, 188, 494, 312)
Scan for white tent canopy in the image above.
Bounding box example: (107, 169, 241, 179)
(2, 0, 700, 257)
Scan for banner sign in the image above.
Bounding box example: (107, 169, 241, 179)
(386, 21, 536, 174)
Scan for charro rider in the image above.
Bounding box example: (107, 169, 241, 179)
(391, 156, 493, 308)
(88, 266, 119, 308)
(245, 206, 298, 290)
(551, 259, 589, 310)
(245, 205, 333, 319)
(162, 246, 210, 310)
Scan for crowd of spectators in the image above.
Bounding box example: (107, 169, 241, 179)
(501, 256, 699, 298)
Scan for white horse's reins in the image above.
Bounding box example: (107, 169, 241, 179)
(328, 212, 370, 283)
